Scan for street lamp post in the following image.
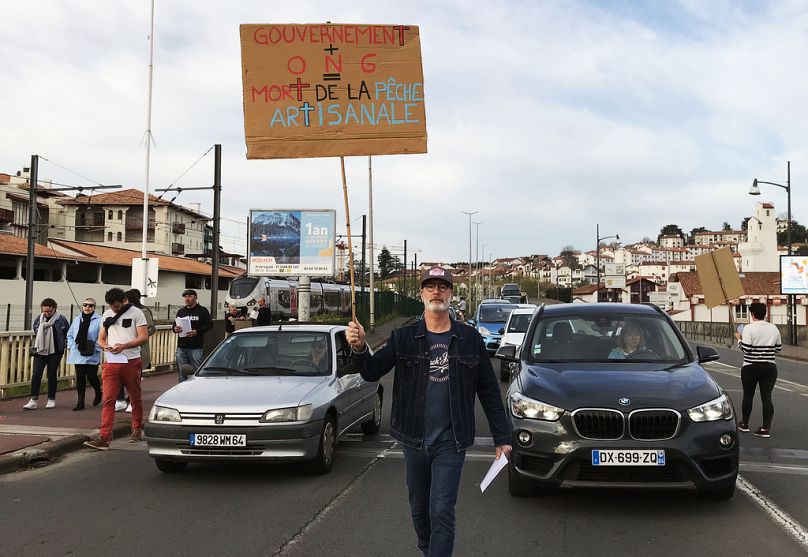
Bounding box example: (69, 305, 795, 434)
(596, 224, 619, 302)
(750, 161, 795, 345)
(474, 221, 483, 303)
(461, 211, 478, 308)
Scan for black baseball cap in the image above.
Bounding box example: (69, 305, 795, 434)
(421, 267, 453, 288)
(182, 289, 198, 296)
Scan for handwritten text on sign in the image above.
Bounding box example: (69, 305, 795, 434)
(240, 23, 427, 159)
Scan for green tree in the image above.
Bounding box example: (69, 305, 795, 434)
(658, 224, 684, 243)
(777, 220, 808, 246)
(559, 245, 579, 269)
(741, 217, 751, 231)
(377, 247, 402, 280)
(722, 222, 732, 231)
(689, 226, 707, 244)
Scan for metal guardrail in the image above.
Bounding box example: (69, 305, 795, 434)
(0, 325, 177, 397)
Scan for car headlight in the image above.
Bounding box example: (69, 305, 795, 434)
(149, 405, 181, 422)
(509, 392, 564, 421)
(687, 394, 734, 422)
(260, 404, 313, 423)
(478, 326, 491, 336)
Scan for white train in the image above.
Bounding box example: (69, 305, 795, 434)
(225, 275, 352, 320)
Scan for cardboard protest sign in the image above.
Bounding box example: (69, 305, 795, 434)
(695, 247, 744, 308)
(240, 23, 427, 159)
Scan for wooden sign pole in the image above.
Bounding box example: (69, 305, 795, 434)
(340, 156, 357, 322)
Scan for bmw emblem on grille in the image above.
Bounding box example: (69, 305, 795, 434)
(214, 414, 225, 424)
(618, 398, 630, 406)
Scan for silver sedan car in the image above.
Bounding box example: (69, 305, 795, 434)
(144, 324, 382, 474)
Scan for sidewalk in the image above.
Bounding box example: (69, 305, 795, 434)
(685, 335, 808, 363)
(0, 316, 412, 474)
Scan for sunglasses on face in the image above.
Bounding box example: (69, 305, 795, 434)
(83, 303, 95, 308)
(423, 283, 450, 292)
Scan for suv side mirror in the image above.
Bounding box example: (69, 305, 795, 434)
(696, 346, 720, 363)
(495, 344, 518, 361)
(498, 327, 505, 335)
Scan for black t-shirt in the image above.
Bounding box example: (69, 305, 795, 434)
(423, 330, 454, 446)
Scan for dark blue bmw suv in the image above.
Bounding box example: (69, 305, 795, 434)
(495, 303, 738, 500)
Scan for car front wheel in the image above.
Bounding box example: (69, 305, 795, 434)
(308, 416, 336, 474)
(155, 459, 188, 474)
(361, 391, 383, 435)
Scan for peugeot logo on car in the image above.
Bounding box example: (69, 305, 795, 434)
(215, 414, 225, 425)
(618, 397, 630, 406)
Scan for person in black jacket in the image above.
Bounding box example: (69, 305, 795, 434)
(172, 289, 213, 382)
(252, 296, 272, 327)
(23, 298, 70, 410)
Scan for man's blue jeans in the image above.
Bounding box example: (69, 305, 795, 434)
(175, 348, 204, 382)
(402, 439, 466, 557)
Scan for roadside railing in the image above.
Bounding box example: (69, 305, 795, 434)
(0, 325, 178, 398)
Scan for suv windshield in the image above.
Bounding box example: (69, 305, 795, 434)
(478, 304, 517, 323)
(528, 314, 688, 363)
(199, 331, 331, 376)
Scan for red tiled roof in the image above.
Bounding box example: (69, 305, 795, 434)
(670, 271, 782, 298)
(0, 234, 91, 261)
(48, 239, 242, 277)
(57, 188, 207, 217)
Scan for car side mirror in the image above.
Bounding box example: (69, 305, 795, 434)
(696, 346, 719, 363)
(498, 327, 505, 335)
(495, 344, 517, 361)
(180, 364, 195, 379)
(337, 360, 360, 377)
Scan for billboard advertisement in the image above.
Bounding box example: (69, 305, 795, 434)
(780, 255, 808, 294)
(248, 209, 336, 276)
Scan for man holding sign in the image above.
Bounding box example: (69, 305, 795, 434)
(347, 267, 511, 557)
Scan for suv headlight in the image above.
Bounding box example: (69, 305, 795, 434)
(149, 405, 181, 423)
(478, 326, 491, 336)
(260, 404, 313, 423)
(687, 394, 734, 422)
(509, 392, 564, 421)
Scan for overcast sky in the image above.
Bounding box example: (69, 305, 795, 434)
(2, 1, 807, 265)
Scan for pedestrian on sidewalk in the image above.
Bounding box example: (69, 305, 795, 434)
(734, 302, 782, 438)
(224, 305, 244, 337)
(23, 298, 70, 410)
(66, 297, 102, 411)
(346, 267, 511, 557)
(84, 288, 148, 450)
(172, 289, 213, 382)
(115, 288, 156, 413)
(250, 296, 272, 327)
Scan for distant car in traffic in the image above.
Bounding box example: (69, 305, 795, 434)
(496, 303, 738, 499)
(500, 283, 522, 304)
(145, 324, 383, 475)
(497, 305, 537, 381)
(469, 301, 518, 355)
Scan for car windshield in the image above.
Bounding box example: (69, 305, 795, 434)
(507, 313, 532, 333)
(199, 331, 331, 376)
(528, 314, 688, 363)
(229, 276, 259, 298)
(478, 304, 517, 323)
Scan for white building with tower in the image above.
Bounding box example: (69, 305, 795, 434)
(738, 202, 779, 272)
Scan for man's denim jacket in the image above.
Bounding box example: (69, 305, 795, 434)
(352, 318, 511, 451)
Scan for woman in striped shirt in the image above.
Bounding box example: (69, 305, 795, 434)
(734, 303, 782, 438)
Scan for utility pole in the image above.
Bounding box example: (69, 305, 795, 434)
(360, 214, 366, 316)
(24, 155, 39, 330)
(210, 144, 222, 315)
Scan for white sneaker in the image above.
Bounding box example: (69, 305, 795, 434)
(125, 403, 132, 413)
(22, 399, 37, 410)
(45, 399, 56, 409)
(115, 400, 127, 412)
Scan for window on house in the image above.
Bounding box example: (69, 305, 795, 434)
(117, 232, 122, 241)
(735, 305, 749, 320)
(107, 232, 112, 241)
(108, 210, 113, 220)
(118, 210, 123, 220)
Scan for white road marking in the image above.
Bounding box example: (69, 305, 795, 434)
(737, 475, 808, 552)
(740, 462, 808, 476)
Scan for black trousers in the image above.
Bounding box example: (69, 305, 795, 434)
(30, 353, 63, 399)
(741, 362, 778, 429)
(74, 363, 101, 400)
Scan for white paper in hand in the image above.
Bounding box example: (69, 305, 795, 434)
(175, 316, 192, 338)
(480, 454, 508, 492)
(105, 351, 128, 364)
